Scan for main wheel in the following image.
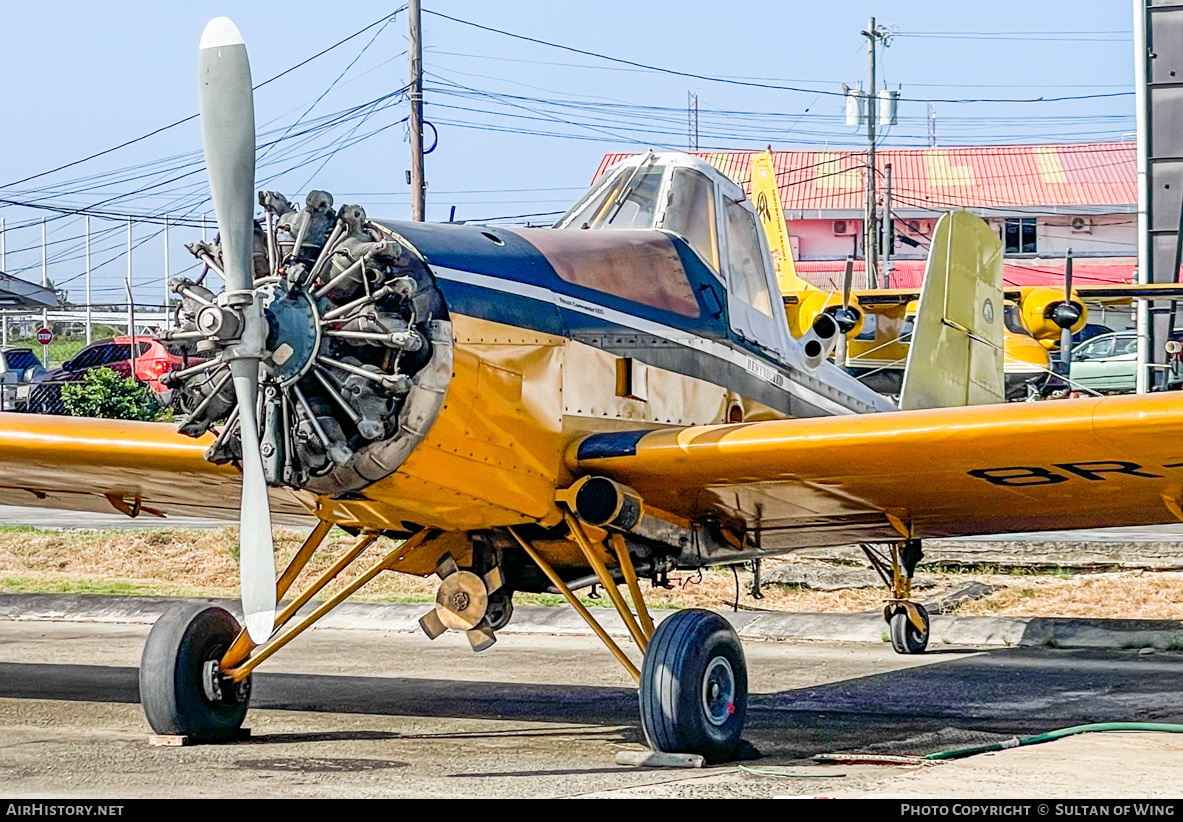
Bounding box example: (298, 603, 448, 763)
(888, 603, 930, 655)
(638, 608, 747, 762)
(139, 603, 251, 738)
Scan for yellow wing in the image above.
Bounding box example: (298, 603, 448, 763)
(0, 413, 313, 523)
(570, 392, 1183, 552)
(1073, 284, 1183, 304)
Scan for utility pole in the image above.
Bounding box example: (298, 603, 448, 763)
(164, 214, 171, 328)
(163, 215, 170, 329)
(927, 102, 937, 147)
(688, 91, 699, 151)
(861, 18, 890, 289)
(883, 163, 893, 289)
(85, 216, 92, 344)
(41, 217, 48, 364)
(1135, 0, 1151, 394)
(127, 218, 136, 380)
(409, 0, 426, 221)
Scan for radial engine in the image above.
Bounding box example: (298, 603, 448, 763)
(162, 190, 451, 497)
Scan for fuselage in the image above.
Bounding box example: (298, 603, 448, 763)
(317, 218, 893, 541)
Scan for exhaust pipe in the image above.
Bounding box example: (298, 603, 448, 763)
(800, 312, 840, 370)
(571, 476, 644, 530)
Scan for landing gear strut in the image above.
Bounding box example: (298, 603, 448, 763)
(509, 512, 750, 762)
(863, 539, 931, 655)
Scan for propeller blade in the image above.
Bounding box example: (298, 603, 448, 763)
(842, 257, 854, 310)
(1064, 247, 1073, 302)
(1062, 248, 1074, 367)
(199, 17, 255, 293)
(199, 18, 274, 643)
(231, 358, 275, 643)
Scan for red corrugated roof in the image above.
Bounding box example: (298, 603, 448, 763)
(596, 143, 1135, 212)
(794, 259, 1136, 290)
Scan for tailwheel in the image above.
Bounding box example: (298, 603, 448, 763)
(887, 602, 930, 655)
(638, 608, 747, 763)
(862, 540, 930, 655)
(139, 603, 251, 739)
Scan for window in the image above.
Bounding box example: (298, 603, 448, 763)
(1113, 336, 1136, 356)
(601, 166, 664, 229)
(901, 316, 915, 344)
(723, 198, 773, 316)
(70, 344, 131, 370)
(557, 160, 665, 231)
(1003, 303, 1032, 337)
(4, 350, 40, 371)
(1004, 218, 1037, 254)
(1076, 337, 1113, 361)
(662, 167, 718, 270)
(558, 169, 627, 230)
(855, 314, 877, 341)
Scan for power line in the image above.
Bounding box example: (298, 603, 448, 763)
(1, 7, 408, 192)
(423, 9, 1134, 104)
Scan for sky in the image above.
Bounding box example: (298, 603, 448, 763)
(0, 0, 1135, 308)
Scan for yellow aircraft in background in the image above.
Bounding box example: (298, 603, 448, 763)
(749, 151, 1182, 400)
(8, 23, 1183, 765)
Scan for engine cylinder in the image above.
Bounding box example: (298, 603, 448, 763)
(169, 190, 451, 497)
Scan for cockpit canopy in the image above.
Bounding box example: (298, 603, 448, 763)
(556, 152, 788, 356)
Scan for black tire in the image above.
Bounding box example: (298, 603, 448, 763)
(639, 608, 747, 762)
(485, 590, 514, 631)
(139, 603, 251, 738)
(888, 603, 930, 655)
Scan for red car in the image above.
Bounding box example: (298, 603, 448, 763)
(111, 335, 192, 395)
(28, 336, 199, 413)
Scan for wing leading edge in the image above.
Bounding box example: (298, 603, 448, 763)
(569, 393, 1183, 552)
(0, 413, 312, 523)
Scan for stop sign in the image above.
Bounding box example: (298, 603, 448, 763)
(35, 328, 52, 345)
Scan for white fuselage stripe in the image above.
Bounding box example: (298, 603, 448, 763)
(431, 265, 855, 416)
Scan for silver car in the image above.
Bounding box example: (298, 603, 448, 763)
(0, 347, 49, 411)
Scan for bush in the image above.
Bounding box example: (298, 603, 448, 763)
(60, 367, 158, 421)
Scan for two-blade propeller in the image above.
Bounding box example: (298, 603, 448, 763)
(1057, 251, 1078, 367)
(198, 18, 275, 644)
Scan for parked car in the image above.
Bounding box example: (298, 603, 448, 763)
(27, 336, 196, 414)
(0, 346, 49, 411)
(1068, 331, 1183, 393)
(1072, 323, 1113, 346)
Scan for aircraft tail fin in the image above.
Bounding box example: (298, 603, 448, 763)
(750, 150, 813, 294)
(900, 211, 1005, 410)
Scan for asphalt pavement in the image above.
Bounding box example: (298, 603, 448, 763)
(0, 617, 1181, 798)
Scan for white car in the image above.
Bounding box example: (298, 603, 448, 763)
(0, 347, 49, 411)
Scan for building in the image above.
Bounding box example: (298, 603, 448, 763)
(0, 270, 57, 309)
(596, 142, 1137, 292)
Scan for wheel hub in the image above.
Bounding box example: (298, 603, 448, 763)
(701, 656, 736, 727)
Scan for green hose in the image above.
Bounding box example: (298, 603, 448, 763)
(925, 722, 1183, 761)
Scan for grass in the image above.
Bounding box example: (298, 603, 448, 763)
(0, 525, 1182, 619)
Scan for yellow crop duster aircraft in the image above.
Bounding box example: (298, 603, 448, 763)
(6, 21, 1183, 762)
(750, 151, 1183, 400)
